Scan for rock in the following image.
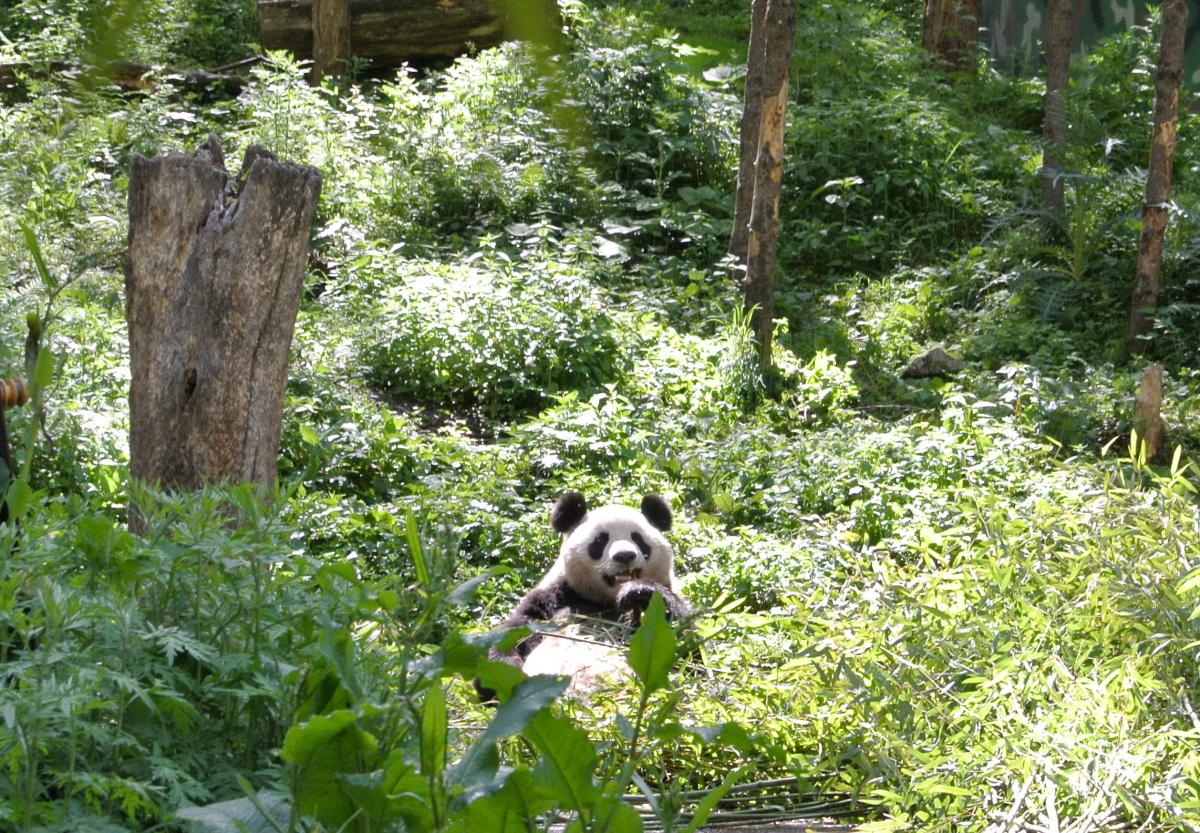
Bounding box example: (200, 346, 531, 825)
(900, 345, 965, 379)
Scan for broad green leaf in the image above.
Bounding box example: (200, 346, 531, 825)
(474, 659, 528, 703)
(656, 722, 755, 752)
(921, 783, 972, 797)
(338, 751, 430, 828)
(318, 628, 364, 704)
(176, 791, 290, 833)
(5, 479, 33, 520)
(281, 707, 377, 828)
(592, 795, 643, 833)
(523, 711, 599, 811)
(421, 683, 448, 777)
(627, 593, 675, 694)
(480, 675, 567, 743)
(448, 770, 557, 833)
(281, 709, 359, 767)
(434, 630, 490, 677)
(450, 674, 568, 800)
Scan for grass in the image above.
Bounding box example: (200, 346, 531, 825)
(0, 0, 1199, 830)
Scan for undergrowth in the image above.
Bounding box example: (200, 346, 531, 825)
(1, 0, 1199, 831)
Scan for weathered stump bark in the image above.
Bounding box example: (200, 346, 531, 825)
(1133, 363, 1165, 462)
(1128, 0, 1187, 354)
(125, 136, 322, 498)
(1040, 0, 1073, 226)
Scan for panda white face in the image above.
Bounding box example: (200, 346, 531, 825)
(539, 493, 677, 604)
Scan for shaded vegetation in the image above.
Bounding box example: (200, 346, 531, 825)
(1, 0, 1200, 830)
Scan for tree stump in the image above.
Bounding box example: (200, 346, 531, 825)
(124, 136, 322, 499)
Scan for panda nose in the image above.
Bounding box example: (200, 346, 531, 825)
(612, 549, 636, 566)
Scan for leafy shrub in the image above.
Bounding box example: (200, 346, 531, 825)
(362, 257, 622, 419)
(0, 487, 392, 827)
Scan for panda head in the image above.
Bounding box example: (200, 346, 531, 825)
(548, 491, 676, 604)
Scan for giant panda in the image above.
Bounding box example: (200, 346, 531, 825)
(480, 491, 691, 698)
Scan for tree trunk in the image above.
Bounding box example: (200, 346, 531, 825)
(922, 0, 981, 74)
(125, 136, 322, 501)
(729, 0, 769, 274)
(311, 0, 350, 83)
(1133, 363, 1165, 462)
(742, 0, 796, 368)
(1040, 0, 1073, 224)
(1129, 0, 1187, 354)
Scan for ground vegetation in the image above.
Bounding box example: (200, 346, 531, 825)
(1, 1, 1199, 830)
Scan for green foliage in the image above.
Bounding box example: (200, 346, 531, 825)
(0, 487, 379, 827)
(362, 256, 623, 419)
(3, 0, 1200, 830)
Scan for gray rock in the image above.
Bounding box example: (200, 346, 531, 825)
(900, 345, 965, 379)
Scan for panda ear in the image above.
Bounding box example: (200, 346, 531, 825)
(551, 491, 588, 533)
(640, 494, 672, 532)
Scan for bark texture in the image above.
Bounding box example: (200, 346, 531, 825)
(1040, 0, 1073, 223)
(125, 136, 322, 495)
(311, 0, 351, 82)
(259, 0, 560, 64)
(922, 0, 981, 74)
(742, 0, 796, 367)
(728, 0, 769, 272)
(1129, 0, 1187, 353)
(1134, 363, 1165, 461)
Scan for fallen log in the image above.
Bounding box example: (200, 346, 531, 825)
(257, 0, 559, 66)
(0, 57, 261, 95)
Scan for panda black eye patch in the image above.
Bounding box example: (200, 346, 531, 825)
(631, 532, 651, 557)
(588, 532, 609, 560)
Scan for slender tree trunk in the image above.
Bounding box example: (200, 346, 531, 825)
(742, 0, 796, 367)
(1040, 0, 1073, 224)
(1133, 363, 1165, 461)
(729, 0, 769, 273)
(922, 0, 981, 74)
(1129, 0, 1187, 354)
(311, 0, 350, 83)
(125, 136, 322, 504)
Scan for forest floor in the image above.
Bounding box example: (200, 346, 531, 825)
(0, 0, 1199, 831)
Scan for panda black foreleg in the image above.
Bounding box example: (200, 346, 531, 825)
(477, 584, 569, 702)
(616, 580, 691, 625)
(491, 584, 567, 664)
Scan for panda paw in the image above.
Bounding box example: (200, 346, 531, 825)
(616, 580, 659, 615)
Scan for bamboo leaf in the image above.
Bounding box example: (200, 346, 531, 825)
(21, 225, 57, 292)
(407, 509, 430, 587)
